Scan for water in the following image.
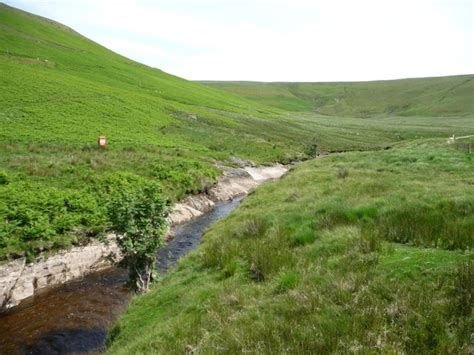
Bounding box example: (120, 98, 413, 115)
(157, 196, 243, 273)
(0, 196, 243, 354)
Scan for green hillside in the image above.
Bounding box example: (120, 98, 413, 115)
(0, 3, 318, 260)
(108, 139, 474, 354)
(202, 75, 474, 116)
(0, 3, 306, 159)
(1, 3, 473, 353)
(0, 3, 472, 266)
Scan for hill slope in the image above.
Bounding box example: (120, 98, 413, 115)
(201, 75, 474, 116)
(108, 139, 474, 354)
(0, 3, 317, 260)
(0, 3, 308, 159)
(0, 3, 473, 261)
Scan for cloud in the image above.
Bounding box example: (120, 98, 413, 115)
(6, 0, 474, 81)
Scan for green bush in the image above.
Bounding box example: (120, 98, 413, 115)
(107, 181, 169, 292)
(0, 184, 107, 260)
(0, 171, 9, 185)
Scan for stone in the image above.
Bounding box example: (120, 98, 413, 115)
(0, 164, 288, 310)
(0, 235, 121, 309)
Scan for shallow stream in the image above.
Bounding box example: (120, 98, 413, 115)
(0, 196, 243, 354)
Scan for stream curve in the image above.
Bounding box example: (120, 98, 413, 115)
(0, 196, 243, 354)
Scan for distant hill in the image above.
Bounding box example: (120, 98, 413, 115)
(0, 2, 321, 260)
(0, 2, 312, 160)
(201, 75, 474, 117)
(0, 3, 473, 261)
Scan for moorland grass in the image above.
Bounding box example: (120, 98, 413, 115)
(108, 140, 473, 354)
(1, 3, 473, 352)
(202, 75, 474, 117)
(2, 3, 473, 260)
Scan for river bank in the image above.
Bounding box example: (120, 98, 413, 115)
(0, 164, 287, 310)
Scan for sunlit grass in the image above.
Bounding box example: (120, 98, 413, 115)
(2, 4, 473, 260)
(108, 141, 473, 353)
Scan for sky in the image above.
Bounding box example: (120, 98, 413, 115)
(6, 0, 474, 82)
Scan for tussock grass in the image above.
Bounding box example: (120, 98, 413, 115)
(1, 7, 473, 350)
(2, 4, 473, 259)
(108, 141, 473, 354)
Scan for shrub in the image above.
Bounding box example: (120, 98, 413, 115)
(107, 182, 169, 292)
(0, 171, 9, 185)
(303, 137, 320, 158)
(0, 184, 107, 260)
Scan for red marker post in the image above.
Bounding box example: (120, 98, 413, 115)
(98, 135, 106, 148)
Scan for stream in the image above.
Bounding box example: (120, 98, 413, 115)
(0, 196, 243, 354)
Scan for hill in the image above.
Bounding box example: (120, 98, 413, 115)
(0, 3, 308, 161)
(0, 3, 317, 260)
(0, 3, 472, 264)
(108, 139, 474, 354)
(1, 3, 473, 353)
(201, 75, 474, 116)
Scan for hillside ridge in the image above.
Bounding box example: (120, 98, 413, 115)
(201, 74, 474, 116)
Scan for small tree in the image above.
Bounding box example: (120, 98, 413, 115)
(108, 183, 168, 292)
(303, 136, 320, 158)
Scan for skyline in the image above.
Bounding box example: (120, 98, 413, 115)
(5, 0, 474, 82)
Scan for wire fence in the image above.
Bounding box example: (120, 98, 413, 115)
(455, 142, 472, 153)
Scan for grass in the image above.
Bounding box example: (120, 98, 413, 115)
(108, 140, 473, 354)
(2, 3, 472, 261)
(1, 2, 473, 352)
(202, 76, 474, 117)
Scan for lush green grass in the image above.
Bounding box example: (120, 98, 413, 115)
(108, 140, 473, 353)
(2, 2, 473, 352)
(0, 4, 305, 260)
(2, 3, 473, 261)
(202, 76, 474, 117)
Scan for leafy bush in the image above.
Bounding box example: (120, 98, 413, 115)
(0, 171, 9, 185)
(303, 137, 320, 158)
(0, 172, 172, 262)
(0, 184, 107, 260)
(107, 181, 169, 292)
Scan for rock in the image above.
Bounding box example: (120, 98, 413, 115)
(0, 235, 121, 309)
(0, 258, 25, 308)
(244, 164, 287, 182)
(208, 175, 258, 201)
(169, 204, 203, 224)
(0, 164, 289, 310)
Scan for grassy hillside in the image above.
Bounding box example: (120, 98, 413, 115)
(202, 75, 474, 117)
(1, 3, 473, 352)
(0, 4, 474, 260)
(0, 3, 303, 159)
(108, 140, 473, 353)
(0, 3, 473, 264)
(0, 3, 315, 260)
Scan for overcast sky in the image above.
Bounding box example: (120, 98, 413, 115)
(6, 0, 474, 82)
